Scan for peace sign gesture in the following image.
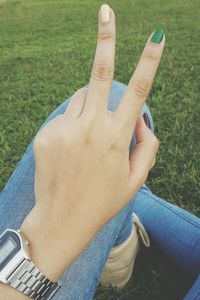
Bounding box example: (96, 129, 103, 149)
(21, 4, 165, 281)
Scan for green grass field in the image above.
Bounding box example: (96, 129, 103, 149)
(0, 0, 200, 299)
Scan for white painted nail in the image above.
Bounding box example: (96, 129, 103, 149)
(100, 4, 110, 23)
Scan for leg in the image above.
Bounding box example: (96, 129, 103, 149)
(0, 80, 153, 299)
(132, 186, 200, 300)
(132, 186, 200, 276)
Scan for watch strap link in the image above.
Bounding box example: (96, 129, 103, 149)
(6, 258, 61, 299)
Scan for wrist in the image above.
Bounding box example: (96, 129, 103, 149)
(20, 205, 98, 282)
(20, 206, 68, 281)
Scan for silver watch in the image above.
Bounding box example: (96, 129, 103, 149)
(0, 229, 61, 299)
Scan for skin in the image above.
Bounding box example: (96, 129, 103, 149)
(0, 5, 165, 299)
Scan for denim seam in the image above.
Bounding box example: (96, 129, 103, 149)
(112, 205, 133, 249)
(141, 190, 200, 229)
(190, 289, 200, 300)
(114, 209, 133, 246)
(113, 217, 129, 248)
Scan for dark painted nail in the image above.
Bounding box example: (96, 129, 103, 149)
(151, 27, 164, 44)
(143, 113, 151, 128)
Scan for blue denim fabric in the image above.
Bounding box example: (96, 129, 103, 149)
(184, 274, 200, 300)
(0, 80, 199, 299)
(132, 185, 200, 300)
(133, 185, 200, 276)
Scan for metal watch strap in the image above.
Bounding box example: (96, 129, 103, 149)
(5, 258, 61, 299)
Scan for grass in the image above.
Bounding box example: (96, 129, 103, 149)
(0, 0, 199, 299)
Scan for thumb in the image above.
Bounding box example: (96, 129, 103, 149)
(129, 116, 159, 188)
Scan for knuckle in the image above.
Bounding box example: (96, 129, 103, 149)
(33, 134, 48, 153)
(148, 134, 159, 151)
(152, 134, 159, 146)
(99, 29, 115, 40)
(155, 137, 160, 148)
(74, 88, 87, 98)
(82, 130, 94, 145)
(155, 139, 160, 151)
(142, 48, 159, 62)
(92, 63, 113, 81)
(108, 132, 125, 153)
(81, 116, 95, 138)
(131, 77, 151, 97)
(58, 130, 67, 141)
(109, 140, 122, 152)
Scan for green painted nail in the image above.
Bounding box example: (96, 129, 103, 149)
(151, 28, 164, 44)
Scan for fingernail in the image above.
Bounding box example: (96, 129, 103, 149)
(143, 113, 151, 128)
(151, 27, 164, 44)
(100, 4, 110, 23)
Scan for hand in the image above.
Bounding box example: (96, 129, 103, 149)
(20, 4, 165, 281)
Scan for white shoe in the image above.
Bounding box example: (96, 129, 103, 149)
(100, 213, 150, 289)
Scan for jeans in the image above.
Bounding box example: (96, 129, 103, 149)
(0, 80, 199, 299)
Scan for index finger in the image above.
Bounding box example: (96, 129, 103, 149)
(84, 4, 116, 114)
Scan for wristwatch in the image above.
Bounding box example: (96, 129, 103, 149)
(0, 229, 61, 299)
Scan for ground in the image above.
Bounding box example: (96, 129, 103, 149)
(0, 0, 199, 299)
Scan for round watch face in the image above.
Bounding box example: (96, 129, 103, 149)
(0, 230, 21, 271)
